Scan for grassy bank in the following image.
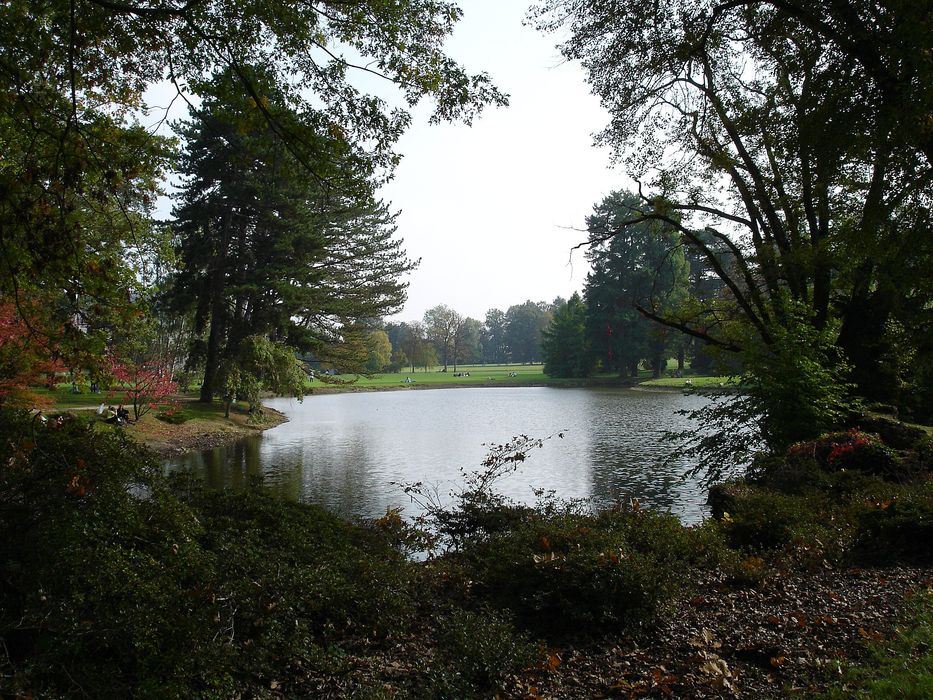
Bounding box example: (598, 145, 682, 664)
(32, 387, 287, 457)
(309, 363, 733, 393)
(1, 409, 930, 697)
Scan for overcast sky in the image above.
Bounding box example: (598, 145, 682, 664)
(377, 1, 628, 323)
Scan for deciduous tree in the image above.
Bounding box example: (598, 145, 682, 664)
(536, 0, 933, 438)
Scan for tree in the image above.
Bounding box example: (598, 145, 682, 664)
(398, 321, 427, 373)
(542, 293, 591, 378)
(109, 359, 177, 423)
(423, 305, 463, 372)
(0, 301, 64, 407)
(171, 70, 416, 401)
(583, 192, 690, 378)
(481, 309, 509, 364)
(1, 0, 506, 390)
(455, 318, 484, 367)
(415, 344, 438, 373)
(504, 302, 552, 364)
(365, 330, 393, 373)
(536, 0, 933, 440)
(218, 336, 306, 417)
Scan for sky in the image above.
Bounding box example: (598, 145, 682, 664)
(374, 1, 628, 322)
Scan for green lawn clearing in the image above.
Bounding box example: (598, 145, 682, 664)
(309, 363, 551, 390)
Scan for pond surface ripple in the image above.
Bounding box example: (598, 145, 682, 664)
(166, 387, 713, 523)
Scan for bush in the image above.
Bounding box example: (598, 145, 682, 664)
(852, 497, 933, 565)
(784, 429, 907, 480)
(0, 409, 417, 697)
(156, 408, 193, 424)
(0, 410, 212, 697)
(445, 502, 720, 635)
(719, 491, 816, 551)
(420, 608, 541, 697)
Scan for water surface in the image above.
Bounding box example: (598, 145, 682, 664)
(166, 387, 712, 523)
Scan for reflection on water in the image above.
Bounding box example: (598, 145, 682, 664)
(165, 387, 712, 523)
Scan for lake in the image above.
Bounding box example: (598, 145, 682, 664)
(166, 386, 714, 523)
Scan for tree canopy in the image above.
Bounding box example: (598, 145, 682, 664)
(584, 192, 690, 378)
(0, 0, 506, 397)
(541, 293, 591, 378)
(171, 69, 417, 399)
(535, 0, 933, 429)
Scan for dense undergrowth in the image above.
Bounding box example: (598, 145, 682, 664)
(0, 409, 930, 697)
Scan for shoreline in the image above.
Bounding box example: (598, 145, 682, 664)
(128, 405, 290, 458)
(304, 377, 647, 395)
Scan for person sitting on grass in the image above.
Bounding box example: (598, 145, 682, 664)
(106, 405, 130, 425)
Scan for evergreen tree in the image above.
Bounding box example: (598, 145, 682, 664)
(583, 192, 690, 378)
(172, 70, 415, 401)
(542, 293, 591, 378)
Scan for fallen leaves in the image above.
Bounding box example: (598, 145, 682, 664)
(499, 565, 931, 699)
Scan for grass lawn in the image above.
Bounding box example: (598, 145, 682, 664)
(310, 363, 733, 392)
(639, 375, 738, 389)
(310, 363, 553, 389)
(36, 363, 735, 407)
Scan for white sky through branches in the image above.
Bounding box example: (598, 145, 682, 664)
(380, 0, 625, 322)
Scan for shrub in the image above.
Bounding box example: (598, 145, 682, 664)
(0, 409, 417, 697)
(851, 498, 933, 565)
(156, 408, 193, 424)
(719, 491, 816, 551)
(0, 409, 213, 697)
(448, 503, 711, 634)
(785, 429, 906, 480)
(422, 608, 541, 697)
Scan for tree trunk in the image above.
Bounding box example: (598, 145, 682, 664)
(200, 212, 233, 403)
(837, 282, 897, 404)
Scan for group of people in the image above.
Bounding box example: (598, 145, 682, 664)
(97, 403, 131, 425)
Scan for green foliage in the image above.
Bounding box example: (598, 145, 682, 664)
(422, 608, 541, 697)
(714, 429, 933, 566)
(0, 410, 209, 696)
(741, 316, 858, 451)
(503, 301, 553, 364)
(454, 504, 726, 634)
(825, 593, 933, 700)
(172, 70, 419, 400)
(537, 0, 933, 438)
(365, 329, 393, 372)
(671, 309, 860, 481)
(583, 191, 691, 378)
(785, 429, 906, 480)
(3, 0, 505, 402)
(402, 437, 728, 636)
(218, 335, 306, 415)
(719, 491, 818, 551)
(852, 498, 933, 565)
(0, 408, 416, 697)
(542, 292, 592, 378)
